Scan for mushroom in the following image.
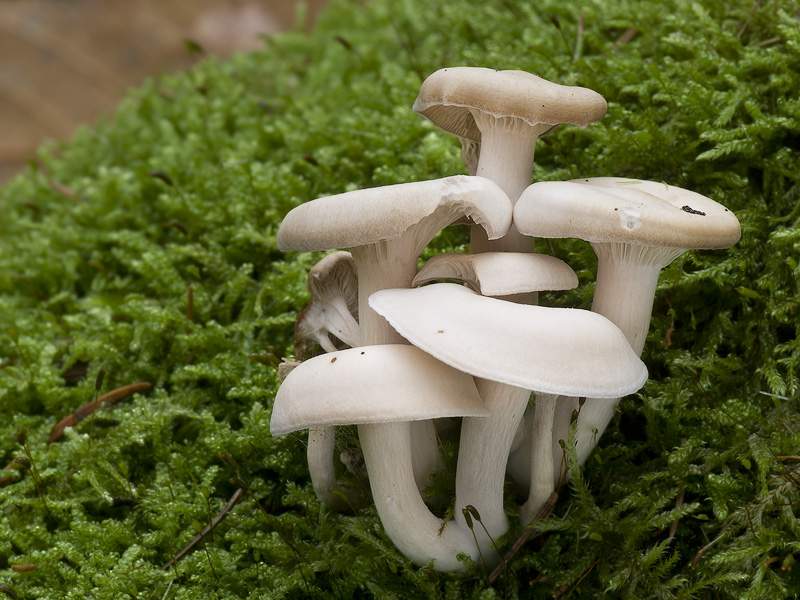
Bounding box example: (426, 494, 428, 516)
(369, 283, 648, 541)
(270, 344, 490, 571)
(277, 175, 513, 490)
(291, 251, 363, 509)
(294, 251, 360, 359)
(413, 67, 607, 252)
(515, 177, 741, 470)
(413, 252, 580, 514)
(413, 251, 578, 301)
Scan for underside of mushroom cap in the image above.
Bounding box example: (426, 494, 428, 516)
(270, 344, 489, 435)
(413, 67, 608, 142)
(369, 283, 648, 398)
(276, 175, 512, 253)
(515, 177, 741, 249)
(412, 252, 578, 296)
(306, 251, 359, 310)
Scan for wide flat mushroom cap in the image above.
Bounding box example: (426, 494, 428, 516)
(412, 252, 578, 296)
(270, 344, 488, 435)
(413, 67, 608, 142)
(369, 284, 647, 399)
(277, 175, 511, 252)
(515, 177, 741, 249)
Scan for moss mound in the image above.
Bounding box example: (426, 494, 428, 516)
(1, 0, 799, 597)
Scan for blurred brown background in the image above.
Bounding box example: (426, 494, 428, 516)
(0, 0, 329, 182)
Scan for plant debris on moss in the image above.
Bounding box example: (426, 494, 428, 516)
(1, 0, 799, 597)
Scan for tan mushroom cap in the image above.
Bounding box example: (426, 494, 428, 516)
(369, 284, 647, 399)
(515, 177, 741, 249)
(295, 251, 360, 357)
(306, 251, 359, 313)
(413, 67, 608, 142)
(270, 344, 489, 435)
(412, 252, 578, 297)
(277, 175, 511, 252)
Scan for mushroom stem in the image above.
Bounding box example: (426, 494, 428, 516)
(359, 421, 480, 571)
(352, 243, 418, 346)
(455, 380, 530, 552)
(351, 243, 444, 488)
(520, 393, 557, 524)
(591, 244, 676, 355)
(573, 243, 683, 467)
(469, 112, 547, 254)
(307, 426, 361, 510)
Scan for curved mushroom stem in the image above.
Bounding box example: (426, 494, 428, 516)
(520, 393, 558, 524)
(353, 244, 445, 487)
(571, 243, 683, 468)
(455, 380, 530, 552)
(359, 421, 483, 571)
(300, 295, 361, 510)
(307, 426, 362, 510)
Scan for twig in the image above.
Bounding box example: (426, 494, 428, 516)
(48, 382, 151, 444)
(88, 366, 108, 450)
(161, 488, 243, 571)
(554, 557, 601, 598)
(737, 0, 762, 39)
(486, 492, 558, 585)
(572, 12, 584, 63)
(668, 483, 685, 538)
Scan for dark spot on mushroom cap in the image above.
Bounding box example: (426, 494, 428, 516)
(437, 330, 445, 333)
(681, 205, 706, 216)
(331, 357, 337, 363)
(360, 351, 365, 355)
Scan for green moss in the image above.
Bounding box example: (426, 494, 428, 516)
(1, 0, 799, 597)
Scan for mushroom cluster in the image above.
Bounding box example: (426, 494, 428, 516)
(269, 67, 741, 572)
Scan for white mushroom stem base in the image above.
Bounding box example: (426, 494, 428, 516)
(572, 243, 684, 468)
(307, 426, 361, 510)
(455, 380, 530, 552)
(520, 393, 558, 524)
(359, 421, 482, 572)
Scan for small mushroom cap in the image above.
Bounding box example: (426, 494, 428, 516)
(277, 175, 511, 252)
(413, 67, 608, 142)
(270, 344, 489, 435)
(306, 251, 358, 312)
(412, 252, 578, 297)
(295, 250, 361, 357)
(515, 178, 741, 249)
(369, 284, 647, 398)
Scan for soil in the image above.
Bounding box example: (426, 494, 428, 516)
(0, 0, 328, 182)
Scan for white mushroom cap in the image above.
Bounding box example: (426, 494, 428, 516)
(368, 283, 647, 399)
(276, 175, 512, 254)
(270, 344, 489, 436)
(413, 67, 608, 143)
(412, 252, 578, 297)
(278, 175, 513, 348)
(514, 177, 741, 249)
